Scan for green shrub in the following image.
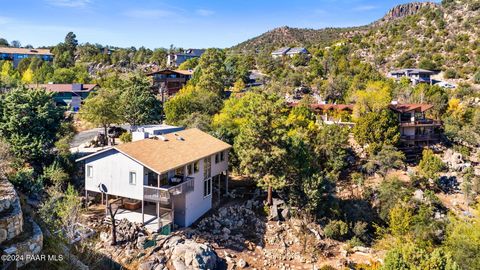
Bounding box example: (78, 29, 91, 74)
(474, 71, 480, 84)
(444, 69, 458, 79)
(324, 220, 349, 240)
(119, 132, 132, 143)
(9, 167, 43, 196)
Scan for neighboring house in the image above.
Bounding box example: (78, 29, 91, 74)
(167, 49, 205, 67)
(311, 104, 354, 126)
(77, 128, 231, 233)
(286, 47, 310, 57)
(0, 47, 54, 67)
(132, 124, 184, 141)
(28, 83, 98, 111)
(389, 103, 442, 148)
(271, 47, 309, 58)
(271, 47, 291, 58)
(147, 69, 193, 97)
(289, 101, 442, 146)
(388, 68, 434, 85)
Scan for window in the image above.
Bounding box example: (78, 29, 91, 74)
(215, 153, 220, 164)
(175, 166, 184, 176)
(160, 173, 168, 186)
(129, 171, 136, 185)
(193, 161, 199, 173)
(220, 151, 225, 162)
(204, 157, 211, 179)
(203, 178, 212, 197)
(187, 164, 193, 175)
(86, 165, 93, 178)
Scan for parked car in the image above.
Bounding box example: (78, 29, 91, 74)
(435, 81, 456, 89)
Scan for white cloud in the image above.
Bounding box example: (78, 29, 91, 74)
(353, 5, 377, 11)
(124, 9, 177, 19)
(46, 0, 92, 8)
(196, 9, 214, 16)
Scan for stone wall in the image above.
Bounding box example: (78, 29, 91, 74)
(0, 178, 43, 268)
(0, 179, 23, 243)
(2, 220, 43, 268)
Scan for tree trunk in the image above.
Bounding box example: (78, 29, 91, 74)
(108, 203, 117, 246)
(104, 125, 108, 146)
(267, 186, 273, 206)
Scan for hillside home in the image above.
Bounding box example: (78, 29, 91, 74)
(147, 69, 193, 97)
(167, 49, 205, 67)
(286, 47, 310, 57)
(388, 68, 434, 85)
(271, 47, 309, 58)
(0, 47, 53, 67)
(28, 83, 98, 111)
(271, 47, 291, 58)
(289, 102, 442, 147)
(77, 128, 231, 233)
(389, 103, 442, 147)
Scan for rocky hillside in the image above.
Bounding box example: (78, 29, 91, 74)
(231, 26, 363, 53)
(354, 0, 480, 83)
(373, 2, 440, 25)
(230, 2, 436, 53)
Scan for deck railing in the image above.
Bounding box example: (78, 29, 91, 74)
(143, 176, 194, 203)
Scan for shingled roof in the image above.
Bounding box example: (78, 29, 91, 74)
(28, 83, 98, 93)
(389, 103, 433, 113)
(78, 128, 231, 174)
(0, 47, 53, 55)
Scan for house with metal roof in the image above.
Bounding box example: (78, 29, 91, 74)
(0, 47, 53, 67)
(286, 47, 310, 57)
(77, 128, 231, 233)
(388, 68, 435, 85)
(167, 49, 205, 67)
(271, 47, 291, 58)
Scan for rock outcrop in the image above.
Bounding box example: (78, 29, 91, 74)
(0, 178, 43, 268)
(375, 2, 439, 25)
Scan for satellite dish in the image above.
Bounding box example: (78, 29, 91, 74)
(98, 183, 108, 193)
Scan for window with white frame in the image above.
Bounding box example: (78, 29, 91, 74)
(86, 165, 93, 178)
(129, 171, 137, 185)
(204, 157, 211, 179)
(203, 178, 212, 197)
(193, 161, 199, 173)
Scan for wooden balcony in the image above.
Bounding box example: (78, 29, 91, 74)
(400, 134, 440, 141)
(399, 119, 442, 127)
(143, 176, 194, 203)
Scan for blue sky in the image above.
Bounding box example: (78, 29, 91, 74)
(0, 0, 437, 49)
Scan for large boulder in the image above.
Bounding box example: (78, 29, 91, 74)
(170, 240, 217, 270)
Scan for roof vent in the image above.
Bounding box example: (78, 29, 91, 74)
(176, 137, 184, 141)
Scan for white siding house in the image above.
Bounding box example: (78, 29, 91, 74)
(77, 128, 231, 232)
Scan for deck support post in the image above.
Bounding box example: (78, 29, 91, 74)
(85, 190, 89, 209)
(105, 194, 108, 215)
(157, 202, 160, 230)
(141, 200, 145, 224)
(225, 170, 229, 196)
(218, 175, 221, 204)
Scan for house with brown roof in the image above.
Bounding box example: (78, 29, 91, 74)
(0, 47, 53, 67)
(76, 128, 231, 233)
(146, 69, 193, 97)
(389, 102, 442, 147)
(28, 83, 98, 111)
